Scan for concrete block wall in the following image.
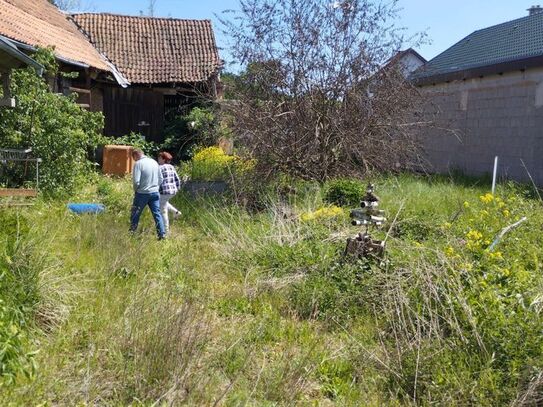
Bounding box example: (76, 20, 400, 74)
(420, 67, 543, 185)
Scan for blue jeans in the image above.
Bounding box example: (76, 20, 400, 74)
(130, 192, 166, 238)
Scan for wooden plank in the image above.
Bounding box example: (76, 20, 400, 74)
(69, 86, 91, 94)
(0, 188, 38, 197)
(0, 202, 34, 207)
(0, 158, 41, 162)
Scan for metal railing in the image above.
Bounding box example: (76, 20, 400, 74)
(0, 148, 42, 191)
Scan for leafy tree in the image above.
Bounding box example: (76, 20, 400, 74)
(0, 48, 104, 194)
(222, 0, 430, 181)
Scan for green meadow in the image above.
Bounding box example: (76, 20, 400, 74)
(2, 174, 543, 406)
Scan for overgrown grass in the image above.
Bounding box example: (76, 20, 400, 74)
(1, 173, 543, 405)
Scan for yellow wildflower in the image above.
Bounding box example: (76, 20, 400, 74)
(301, 206, 343, 222)
(461, 262, 473, 272)
(486, 251, 503, 260)
(502, 209, 510, 218)
(479, 193, 494, 204)
(445, 246, 455, 257)
(193, 146, 236, 165)
(466, 230, 483, 241)
(463, 201, 470, 208)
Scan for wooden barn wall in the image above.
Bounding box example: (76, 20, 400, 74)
(103, 86, 165, 142)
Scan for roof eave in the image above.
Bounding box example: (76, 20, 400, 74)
(412, 54, 543, 85)
(0, 35, 44, 75)
(5, 36, 92, 70)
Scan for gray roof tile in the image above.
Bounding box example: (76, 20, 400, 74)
(414, 12, 543, 80)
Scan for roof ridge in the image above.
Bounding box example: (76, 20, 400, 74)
(471, 11, 543, 35)
(71, 12, 212, 23)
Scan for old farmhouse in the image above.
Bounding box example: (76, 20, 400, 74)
(0, 0, 222, 142)
(71, 13, 222, 142)
(413, 6, 543, 185)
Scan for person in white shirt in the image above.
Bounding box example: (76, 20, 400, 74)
(158, 151, 182, 235)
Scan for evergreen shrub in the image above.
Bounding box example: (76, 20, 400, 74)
(324, 179, 366, 207)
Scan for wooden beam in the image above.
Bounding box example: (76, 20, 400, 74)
(0, 188, 38, 197)
(69, 86, 91, 94)
(2, 71, 10, 98)
(0, 202, 34, 207)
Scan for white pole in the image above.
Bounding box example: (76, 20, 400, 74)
(492, 156, 498, 195)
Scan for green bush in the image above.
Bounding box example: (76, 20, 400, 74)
(162, 106, 228, 162)
(324, 179, 366, 207)
(105, 132, 159, 157)
(0, 48, 104, 194)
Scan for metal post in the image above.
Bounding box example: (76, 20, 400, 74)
(36, 159, 40, 191)
(492, 156, 498, 195)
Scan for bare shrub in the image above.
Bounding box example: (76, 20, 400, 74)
(222, 0, 429, 181)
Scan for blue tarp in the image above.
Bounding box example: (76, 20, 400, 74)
(67, 203, 105, 214)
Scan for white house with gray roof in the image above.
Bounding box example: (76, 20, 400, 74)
(412, 5, 543, 185)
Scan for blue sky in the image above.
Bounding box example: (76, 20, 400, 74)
(77, 1, 538, 68)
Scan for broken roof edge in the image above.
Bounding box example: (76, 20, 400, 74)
(68, 15, 130, 88)
(0, 35, 44, 75)
(108, 61, 130, 88)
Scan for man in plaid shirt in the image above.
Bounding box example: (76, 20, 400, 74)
(158, 152, 182, 235)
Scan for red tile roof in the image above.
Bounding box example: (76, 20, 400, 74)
(72, 13, 222, 84)
(0, 0, 109, 71)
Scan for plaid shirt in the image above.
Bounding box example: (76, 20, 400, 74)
(159, 164, 181, 195)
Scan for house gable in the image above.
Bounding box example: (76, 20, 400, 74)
(71, 13, 222, 85)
